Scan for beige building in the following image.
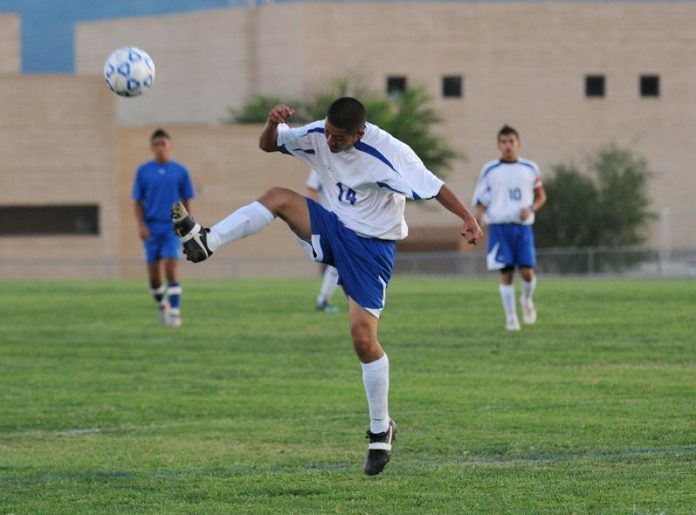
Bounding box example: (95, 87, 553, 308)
(75, 2, 696, 248)
(0, 75, 119, 278)
(2, 3, 695, 279)
(0, 14, 20, 74)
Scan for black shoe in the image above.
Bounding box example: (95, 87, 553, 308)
(171, 201, 213, 263)
(363, 419, 397, 476)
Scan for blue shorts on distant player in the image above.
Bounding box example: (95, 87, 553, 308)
(486, 223, 536, 270)
(304, 198, 396, 316)
(143, 222, 181, 264)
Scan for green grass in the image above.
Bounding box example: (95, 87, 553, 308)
(1, 277, 694, 514)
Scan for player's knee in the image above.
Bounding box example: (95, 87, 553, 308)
(520, 267, 535, 281)
(259, 187, 293, 213)
(351, 329, 378, 359)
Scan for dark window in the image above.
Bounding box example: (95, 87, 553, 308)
(585, 75, 605, 97)
(640, 75, 660, 97)
(442, 76, 462, 98)
(0, 205, 99, 236)
(386, 76, 407, 96)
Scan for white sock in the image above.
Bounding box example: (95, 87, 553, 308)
(316, 266, 339, 304)
(499, 283, 517, 318)
(361, 354, 390, 434)
(206, 201, 274, 252)
(521, 276, 537, 302)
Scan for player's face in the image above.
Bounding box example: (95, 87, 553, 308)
(324, 121, 364, 153)
(498, 134, 520, 161)
(151, 137, 172, 163)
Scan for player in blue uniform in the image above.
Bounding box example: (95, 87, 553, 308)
(132, 128, 195, 327)
(171, 98, 483, 475)
(472, 125, 547, 330)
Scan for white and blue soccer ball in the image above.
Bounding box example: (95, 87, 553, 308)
(103, 47, 155, 97)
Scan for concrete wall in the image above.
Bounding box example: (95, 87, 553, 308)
(75, 3, 696, 248)
(0, 75, 118, 278)
(76, 9, 254, 127)
(0, 14, 20, 73)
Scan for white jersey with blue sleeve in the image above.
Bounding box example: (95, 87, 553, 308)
(278, 120, 444, 240)
(472, 158, 542, 225)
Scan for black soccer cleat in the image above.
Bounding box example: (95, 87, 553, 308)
(363, 419, 397, 476)
(171, 201, 213, 263)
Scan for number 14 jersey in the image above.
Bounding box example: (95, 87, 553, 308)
(277, 121, 444, 241)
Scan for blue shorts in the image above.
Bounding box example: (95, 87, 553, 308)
(305, 199, 396, 315)
(487, 224, 536, 270)
(143, 222, 181, 264)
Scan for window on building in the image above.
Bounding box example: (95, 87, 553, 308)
(442, 76, 462, 98)
(386, 76, 407, 97)
(640, 75, 660, 97)
(585, 75, 605, 98)
(0, 205, 100, 236)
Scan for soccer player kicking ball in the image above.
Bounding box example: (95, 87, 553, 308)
(472, 125, 547, 331)
(171, 97, 483, 475)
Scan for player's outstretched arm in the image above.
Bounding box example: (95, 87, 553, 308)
(259, 104, 295, 152)
(435, 185, 484, 246)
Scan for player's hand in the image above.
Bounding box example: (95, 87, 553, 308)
(267, 104, 295, 125)
(138, 224, 150, 241)
(461, 217, 484, 246)
(519, 207, 533, 221)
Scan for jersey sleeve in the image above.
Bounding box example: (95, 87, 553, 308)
(370, 138, 444, 200)
(276, 121, 324, 169)
(305, 169, 321, 191)
(131, 166, 145, 201)
(398, 159, 444, 200)
(531, 161, 543, 189)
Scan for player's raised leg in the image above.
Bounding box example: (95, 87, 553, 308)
(348, 298, 396, 476)
(172, 187, 312, 262)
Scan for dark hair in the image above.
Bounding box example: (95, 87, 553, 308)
(150, 128, 171, 141)
(498, 124, 519, 141)
(327, 97, 366, 133)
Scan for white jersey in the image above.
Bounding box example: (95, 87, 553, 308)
(278, 120, 444, 240)
(305, 169, 331, 208)
(472, 158, 542, 225)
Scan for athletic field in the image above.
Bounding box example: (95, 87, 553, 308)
(1, 278, 694, 513)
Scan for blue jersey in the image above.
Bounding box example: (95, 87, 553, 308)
(132, 159, 195, 226)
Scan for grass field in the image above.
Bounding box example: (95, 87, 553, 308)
(1, 277, 694, 514)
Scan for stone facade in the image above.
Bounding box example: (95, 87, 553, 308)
(0, 14, 20, 74)
(75, 3, 696, 246)
(0, 76, 118, 278)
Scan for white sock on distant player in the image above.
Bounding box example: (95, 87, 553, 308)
(521, 276, 537, 302)
(205, 201, 274, 252)
(499, 283, 517, 317)
(361, 354, 390, 434)
(317, 266, 339, 305)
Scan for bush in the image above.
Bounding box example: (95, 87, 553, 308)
(535, 145, 655, 248)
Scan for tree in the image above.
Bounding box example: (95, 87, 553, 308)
(534, 145, 654, 248)
(225, 80, 460, 179)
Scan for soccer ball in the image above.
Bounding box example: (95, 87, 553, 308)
(103, 47, 155, 97)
